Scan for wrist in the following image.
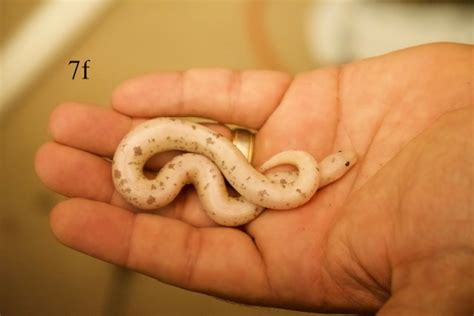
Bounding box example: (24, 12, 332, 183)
(379, 250, 473, 315)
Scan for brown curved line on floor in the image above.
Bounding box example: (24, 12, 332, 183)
(243, 0, 287, 71)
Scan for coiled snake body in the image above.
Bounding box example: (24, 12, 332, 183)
(112, 118, 357, 226)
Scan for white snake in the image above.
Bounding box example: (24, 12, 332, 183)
(112, 118, 357, 226)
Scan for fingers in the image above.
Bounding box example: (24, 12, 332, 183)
(49, 102, 131, 157)
(254, 69, 342, 164)
(111, 69, 292, 129)
(49, 103, 232, 164)
(51, 198, 271, 302)
(35, 142, 114, 202)
(35, 142, 218, 227)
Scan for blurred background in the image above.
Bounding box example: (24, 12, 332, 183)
(0, 0, 472, 315)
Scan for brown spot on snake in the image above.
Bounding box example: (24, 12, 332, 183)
(133, 146, 142, 156)
(258, 190, 269, 197)
(147, 196, 156, 204)
(114, 170, 121, 179)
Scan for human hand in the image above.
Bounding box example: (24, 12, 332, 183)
(35, 43, 473, 314)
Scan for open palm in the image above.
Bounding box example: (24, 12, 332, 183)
(35, 43, 473, 314)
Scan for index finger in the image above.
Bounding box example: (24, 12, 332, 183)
(111, 69, 292, 129)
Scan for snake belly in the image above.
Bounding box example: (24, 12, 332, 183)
(112, 117, 356, 226)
